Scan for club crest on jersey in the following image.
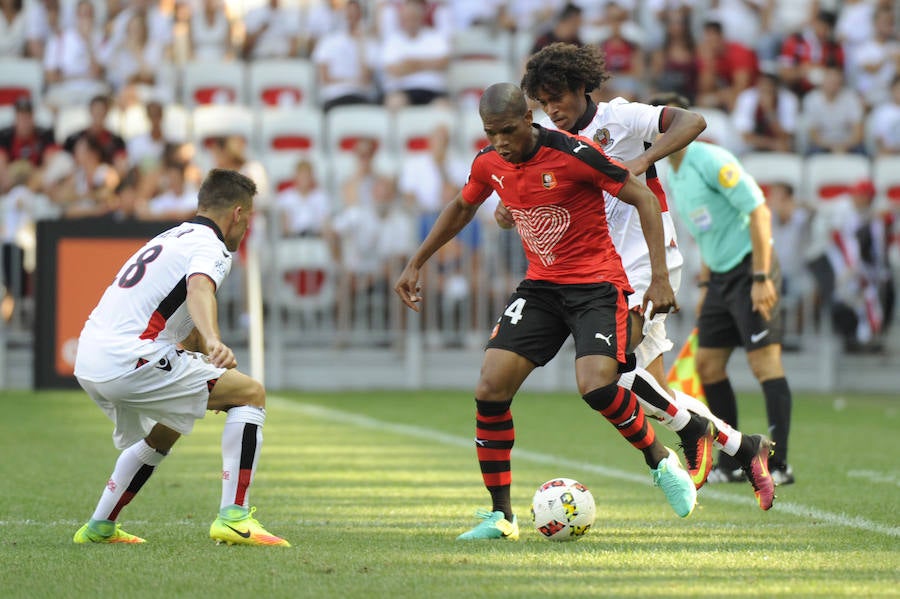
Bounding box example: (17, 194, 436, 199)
(593, 128, 613, 147)
(541, 172, 557, 189)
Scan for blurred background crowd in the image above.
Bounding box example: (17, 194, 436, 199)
(1, 0, 900, 356)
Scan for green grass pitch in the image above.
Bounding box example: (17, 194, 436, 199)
(1, 389, 898, 598)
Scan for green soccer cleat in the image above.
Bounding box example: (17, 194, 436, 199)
(456, 509, 519, 541)
(651, 447, 698, 518)
(73, 520, 146, 544)
(209, 506, 291, 547)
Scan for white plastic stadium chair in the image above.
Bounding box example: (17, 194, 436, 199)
(191, 105, 254, 148)
(451, 26, 512, 62)
(392, 104, 456, 156)
(273, 237, 336, 317)
(692, 107, 743, 155)
(257, 106, 323, 157)
(325, 104, 391, 159)
(0, 59, 43, 106)
(447, 59, 515, 110)
(181, 60, 246, 108)
(459, 108, 490, 155)
(263, 151, 329, 193)
(247, 59, 316, 109)
(740, 152, 804, 196)
(872, 155, 900, 209)
(804, 153, 871, 203)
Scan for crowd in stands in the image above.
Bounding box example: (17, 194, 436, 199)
(1, 0, 899, 351)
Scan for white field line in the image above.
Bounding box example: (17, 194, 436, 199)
(272, 397, 900, 539)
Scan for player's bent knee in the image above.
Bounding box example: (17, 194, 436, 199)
(581, 382, 619, 412)
(474, 376, 513, 402)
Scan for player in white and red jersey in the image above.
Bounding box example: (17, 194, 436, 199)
(396, 83, 698, 541)
(502, 43, 775, 508)
(72, 169, 290, 546)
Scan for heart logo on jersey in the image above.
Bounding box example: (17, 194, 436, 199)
(509, 205, 571, 267)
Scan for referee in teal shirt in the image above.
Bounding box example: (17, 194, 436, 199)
(657, 94, 794, 485)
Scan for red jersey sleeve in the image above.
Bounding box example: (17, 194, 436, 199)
(461, 149, 495, 205)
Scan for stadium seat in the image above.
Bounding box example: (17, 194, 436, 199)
(247, 59, 316, 109)
(804, 153, 872, 202)
(54, 106, 91, 144)
(105, 103, 190, 143)
(191, 104, 254, 148)
(447, 59, 515, 110)
(273, 237, 336, 317)
(392, 104, 456, 156)
(325, 104, 391, 158)
(451, 26, 512, 61)
(459, 108, 490, 155)
(257, 107, 323, 156)
(740, 152, 804, 197)
(181, 60, 246, 108)
(872, 155, 900, 208)
(0, 59, 42, 106)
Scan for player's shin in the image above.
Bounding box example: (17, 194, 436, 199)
(474, 398, 514, 521)
(582, 384, 659, 467)
(220, 405, 265, 515)
(619, 368, 692, 431)
(91, 439, 166, 524)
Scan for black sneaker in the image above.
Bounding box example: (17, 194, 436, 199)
(771, 464, 795, 486)
(706, 464, 747, 483)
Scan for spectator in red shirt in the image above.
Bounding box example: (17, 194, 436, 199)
(597, 2, 645, 102)
(62, 94, 128, 174)
(0, 97, 57, 189)
(778, 10, 844, 98)
(696, 19, 758, 112)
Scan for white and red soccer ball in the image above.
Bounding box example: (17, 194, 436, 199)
(531, 477, 596, 541)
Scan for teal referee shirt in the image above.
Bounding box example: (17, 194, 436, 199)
(666, 142, 765, 273)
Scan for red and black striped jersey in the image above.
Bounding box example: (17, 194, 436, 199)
(462, 124, 632, 289)
(74, 217, 232, 382)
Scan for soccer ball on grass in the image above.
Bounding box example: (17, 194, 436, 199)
(530, 477, 596, 541)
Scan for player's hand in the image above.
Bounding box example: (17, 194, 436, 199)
(751, 278, 778, 321)
(394, 264, 423, 312)
(494, 203, 516, 229)
(643, 276, 678, 318)
(622, 156, 650, 177)
(206, 338, 238, 369)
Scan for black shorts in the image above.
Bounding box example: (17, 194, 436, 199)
(698, 253, 783, 351)
(486, 279, 632, 367)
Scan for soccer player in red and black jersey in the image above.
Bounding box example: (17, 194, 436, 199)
(395, 83, 698, 540)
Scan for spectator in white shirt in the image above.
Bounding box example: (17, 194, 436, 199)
(126, 101, 169, 171)
(107, 0, 173, 57)
(802, 63, 866, 156)
(732, 70, 799, 153)
(242, 0, 301, 60)
(312, 0, 378, 112)
(101, 11, 167, 104)
(275, 159, 332, 237)
(379, 0, 451, 111)
(43, 0, 108, 108)
(869, 75, 900, 156)
(189, 0, 234, 62)
(853, 5, 900, 109)
(0, 0, 26, 57)
(144, 160, 197, 221)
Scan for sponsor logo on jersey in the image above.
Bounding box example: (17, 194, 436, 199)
(508, 205, 570, 267)
(541, 172, 557, 189)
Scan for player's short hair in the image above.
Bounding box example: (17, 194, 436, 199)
(521, 43, 608, 100)
(197, 168, 257, 212)
(479, 82, 528, 118)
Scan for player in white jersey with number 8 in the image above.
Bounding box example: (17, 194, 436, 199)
(496, 43, 775, 509)
(72, 169, 290, 545)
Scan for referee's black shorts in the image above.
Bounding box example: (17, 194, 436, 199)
(698, 253, 783, 351)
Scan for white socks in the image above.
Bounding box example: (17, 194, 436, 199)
(619, 368, 692, 431)
(91, 439, 166, 522)
(220, 405, 266, 511)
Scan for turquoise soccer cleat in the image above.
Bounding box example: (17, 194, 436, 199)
(456, 509, 519, 541)
(651, 447, 698, 518)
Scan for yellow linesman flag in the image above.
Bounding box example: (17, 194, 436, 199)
(666, 328, 706, 404)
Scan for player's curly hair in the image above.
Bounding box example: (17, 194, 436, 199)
(521, 43, 609, 100)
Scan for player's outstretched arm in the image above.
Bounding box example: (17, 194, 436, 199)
(625, 107, 706, 176)
(186, 273, 237, 369)
(617, 173, 677, 317)
(395, 193, 479, 311)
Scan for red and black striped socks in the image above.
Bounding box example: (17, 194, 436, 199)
(474, 398, 514, 520)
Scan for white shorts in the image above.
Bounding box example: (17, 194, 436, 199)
(77, 347, 227, 450)
(623, 244, 684, 368)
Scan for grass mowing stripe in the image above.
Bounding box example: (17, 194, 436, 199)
(272, 396, 900, 539)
